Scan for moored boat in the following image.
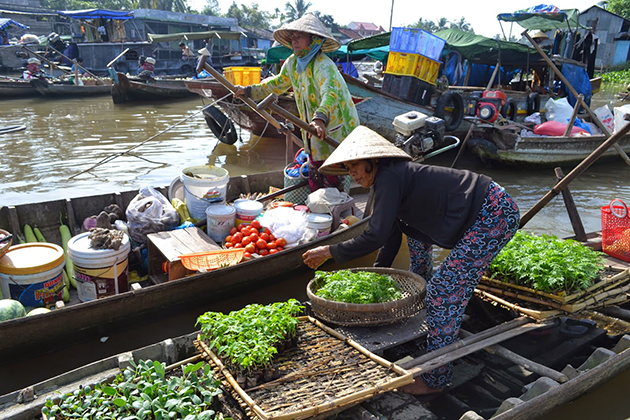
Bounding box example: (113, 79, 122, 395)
(111, 72, 197, 104)
(0, 78, 39, 98)
(29, 78, 113, 98)
(0, 170, 370, 360)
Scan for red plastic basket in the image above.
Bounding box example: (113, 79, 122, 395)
(601, 199, 630, 262)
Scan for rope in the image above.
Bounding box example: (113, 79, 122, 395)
(68, 92, 232, 180)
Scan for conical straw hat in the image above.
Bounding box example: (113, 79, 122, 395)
(531, 30, 549, 40)
(319, 126, 412, 175)
(274, 13, 341, 53)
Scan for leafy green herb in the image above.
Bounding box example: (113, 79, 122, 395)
(314, 270, 402, 304)
(42, 360, 227, 420)
(196, 299, 304, 372)
(488, 231, 606, 293)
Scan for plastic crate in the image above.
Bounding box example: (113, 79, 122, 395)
(389, 27, 446, 61)
(601, 199, 630, 262)
(224, 66, 261, 86)
(385, 51, 421, 77)
(382, 73, 434, 106)
(414, 55, 441, 85)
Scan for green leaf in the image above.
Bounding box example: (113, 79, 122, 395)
(112, 398, 127, 407)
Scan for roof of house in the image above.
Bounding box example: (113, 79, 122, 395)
(581, 5, 630, 24)
(348, 22, 384, 32)
(338, 27, 363, 40)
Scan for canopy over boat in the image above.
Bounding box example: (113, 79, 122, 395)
(148, 31, 244, 42)
(0, 18, 29, 30)
(497, 5, 588, 31)
(57, 9, 134, 20)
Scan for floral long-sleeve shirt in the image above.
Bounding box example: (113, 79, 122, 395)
(249, 52, 359, 161)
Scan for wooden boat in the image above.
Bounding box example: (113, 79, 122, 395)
(111, 72, 197, 104)
(3, 256, 630, 420)
(466, 124, 630, 167)
(0, 170, 369, 359)
(29, 78, 113, 98)
(0, 78, 39, 98)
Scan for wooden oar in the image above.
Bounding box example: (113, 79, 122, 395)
(45, 45, 107, 85)
(21, 46, 72, 76)
(107, 48, 130, 68)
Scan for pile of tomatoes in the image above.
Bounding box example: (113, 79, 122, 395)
(224, 220, 287, 259)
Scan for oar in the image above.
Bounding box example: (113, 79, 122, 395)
(107, 48, 130, 68)
(45, 45, 107, 85)
(21, 45, 72, 76)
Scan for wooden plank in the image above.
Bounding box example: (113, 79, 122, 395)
(555, 167, 586, 241)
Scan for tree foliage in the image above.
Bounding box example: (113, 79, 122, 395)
(607, 0, 630, 19)
(40, 0, 190, 12)
(201, 0, 220, 16)
(409, 16, 474, 34)
(283, 0, 312, 23)
(225, 2, 273, 30)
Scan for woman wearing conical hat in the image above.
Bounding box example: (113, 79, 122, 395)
(235, 13, 359, 191)
(303, 126, 520, 395)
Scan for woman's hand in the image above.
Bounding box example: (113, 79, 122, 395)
(233, 86, 246, 98)
(302, 245, 332, 269)
(309, 119, 326, 139)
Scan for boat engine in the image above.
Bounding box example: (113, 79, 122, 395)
(393, 111, 447, 159)
(466, 90, 507, 123)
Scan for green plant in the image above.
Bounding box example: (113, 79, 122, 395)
(196, 299, 304, 372)
(42, 360, 227, 420)
(488, 231, 605, 293)
(314, 270, 402, 304)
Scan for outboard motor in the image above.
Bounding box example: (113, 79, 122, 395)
(393, 111, 450, 159)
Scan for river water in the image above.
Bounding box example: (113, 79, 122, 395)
(1, 86, 630, 418)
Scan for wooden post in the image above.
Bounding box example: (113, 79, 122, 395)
(554, 167, 587, 241)
(451, 122, 475, 168)
(46, 45, 107, 85)
(73, 60, 79, 86)
(562, 94, 583, 137)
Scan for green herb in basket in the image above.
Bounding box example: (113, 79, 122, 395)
(314, 270, 402, 304)
(488, 231, 606, 293)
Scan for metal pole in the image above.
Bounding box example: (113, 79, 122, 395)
(389, 0, 395, 31)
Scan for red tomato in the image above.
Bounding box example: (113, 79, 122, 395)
(229, 227, 238, 235)
(256, 239, 267, 249)
(260, 233, 270, 242)
(243, 252, 251, 259)
(225, 242, 233, 248)
(233, 243, 243, 248)
(245, 243, 256, 254)
(251, 220, 262, 230)
(249, 233, 259, 243)
(232, 232, 243, 244)
(277, 246, 284, 251)
(259, 249, 269, 256)
(269, 234, 276, 242)
(266, 241, 277, 249)
(225, 235, 233, 243)
(242, 236, 251, 246)
(275, 238, 287, 247)
(269, 248, 278, 254)
(249, 228, 259, 236)
(239, 223, 249, 232)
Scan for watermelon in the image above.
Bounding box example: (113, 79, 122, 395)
(26, 307, 52, 317)
(0, 299, 26, 321)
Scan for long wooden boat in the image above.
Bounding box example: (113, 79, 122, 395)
(0, 79, 39, 98)
(185, 74, 465, 142)
(29, 78, 113, 98)
(467, 124, 630, 167)
(111, 72, 197, 104)
(0, 170, 369, 359)
(3, 266, 630, 420)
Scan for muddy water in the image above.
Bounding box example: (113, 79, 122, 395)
(0, 87, 629, 418)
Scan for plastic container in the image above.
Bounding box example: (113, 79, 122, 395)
(0, 243, 65, 308)
(389, 27, 446, 61)
(206, 204, 236, 243)
(67, 232, 131, 302)
(224, 67, 261, 86)
(181, 165, 229, 221)
(234, 199, 263, 227)
(307, 213, 333, 237)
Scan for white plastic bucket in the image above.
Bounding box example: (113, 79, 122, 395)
(234, 199, 263, 227)
(0, 243, 65, 308)
(307, 213, 333, 237)
(206, 204, 236, 243)
(67, 232, 131, 302)
(181, 165, 229, 220)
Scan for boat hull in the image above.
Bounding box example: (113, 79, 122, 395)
(30, 78, 113, 97)
(112, 72, 196, 104)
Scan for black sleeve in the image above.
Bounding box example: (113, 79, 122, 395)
(374, 222, 403, 267)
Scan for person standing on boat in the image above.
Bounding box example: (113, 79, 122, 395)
(23, 57, 43, 80)
(302, 126, 520, 396)
(233, 13, 359, 192)
(179, 42, 195, 61)
(139, 57, 156, 79)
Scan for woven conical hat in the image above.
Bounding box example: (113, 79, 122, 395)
(531, 30, 549, 40)
(319, 126, 412, 175)
(274, 13, 340, 53)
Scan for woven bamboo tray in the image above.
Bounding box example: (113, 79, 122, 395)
(197, 316, 413, 420)
(307, 267, 426, 327)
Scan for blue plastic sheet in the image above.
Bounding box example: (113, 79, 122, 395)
(560, 62, 591, 107)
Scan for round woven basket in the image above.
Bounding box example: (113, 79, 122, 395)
(307, 267, 426, 327)
(0, 229, 12, 260)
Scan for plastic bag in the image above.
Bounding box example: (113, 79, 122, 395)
(305, 188, 352, 214)
(533, 121, 589, 137)
(613, 104, 630, 133)
(544, 97, 573, 123)
(594, 104, 614, 133)
(126, 186, 181, 245)
(260, 207, 307, 245)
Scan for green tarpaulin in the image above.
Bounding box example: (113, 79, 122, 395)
(497, 8, 586, 31)
(148, 31, 243, 42)
(265, 43, 389, 64)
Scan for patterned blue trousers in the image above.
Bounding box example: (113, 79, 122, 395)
(407, 181, 520, 389)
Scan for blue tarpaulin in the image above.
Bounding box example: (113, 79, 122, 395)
(57, 9, 134, 20)
(560, 62, 591, 106)
(0, 18, 29, 30)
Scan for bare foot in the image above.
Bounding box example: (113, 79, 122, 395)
(399, 378, 444, 396)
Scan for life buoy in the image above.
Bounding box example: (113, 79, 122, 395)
(203, 105, 238, 145)
(501, 98, 517, 120)
(527, 92, 541, 115)
(434, 91, 464, 132)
